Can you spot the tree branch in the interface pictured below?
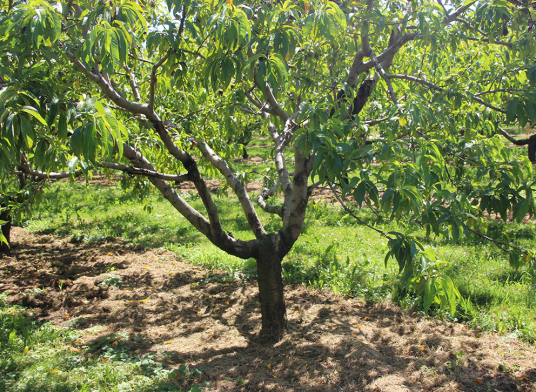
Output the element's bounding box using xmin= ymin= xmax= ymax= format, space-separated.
xmin=149 ymin=7 xmax=187 ymax=111
xmin=361 ymin=0 xmax=374 ymax=56
xmin=436 ymin=0 xmax=449 ymax=17
xmin=474 ymin=88 xmax=526 ymax=97
xmin=386 ymin=74 xmax=507 ymax=113
xmin=124 ymin=64 xmax=142 ymax=102
xmin=196 ymin=141 xmax=266 ymax=238
xmin=346 ymin=49 xmax=365 ymax=88
xmin=370 ymin=50 xmax=397 ymax=104
xmin=121 ymin=144 xmax=254 ymax=257
xmin=362 ymin=116 xmax=390 ymax=126
xmin=264 ymin=84 xmax=290 ymax=122
xmin=284 ymin=148 xmax=311 ymax=242
xmin=257 ymin=179 xmax=283 ymax=217
xmin=442 ymin=1 xmax=476 ymax=24
xmin=465 ymin=36 xmax=513 ymax=48
xmin=8 ymin=162 xmax=190 ymax=183
xmin=149 ymin=51 xmax=172 ymax=112
xmin=65 ymin=50 xmax=150 ymax=116
xmin=98 ymin=163 xmax=190 ymax=182
xmin=323 ymin=164 xmax=391 ymax=240
xmin=497 ymin=127 xmax=533 ymax=146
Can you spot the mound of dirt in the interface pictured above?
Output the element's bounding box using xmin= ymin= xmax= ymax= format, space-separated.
xmin=1 ymin=227 xmax=535 ymax=391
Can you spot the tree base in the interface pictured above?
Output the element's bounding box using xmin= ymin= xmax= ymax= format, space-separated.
xmin=256 ymin=234 xmax=288 ymax=343
xmin=259 ymin=320 xmax=286 ymax=344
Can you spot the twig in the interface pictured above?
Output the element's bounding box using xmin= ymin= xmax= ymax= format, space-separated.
xmin=323 ymin=164 xmax=391 ymax=240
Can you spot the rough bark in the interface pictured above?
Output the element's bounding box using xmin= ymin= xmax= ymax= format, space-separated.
xmin=255 ymin=233 xmax=290 ymax=342
xmin=255 ymin=149 xmax=311 ymax=342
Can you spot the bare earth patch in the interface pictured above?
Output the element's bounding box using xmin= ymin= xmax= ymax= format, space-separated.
xmin=1 ymin=227 xmax=535 ymax=391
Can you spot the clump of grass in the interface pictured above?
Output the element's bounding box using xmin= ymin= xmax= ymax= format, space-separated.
xmin=282 ymin=243 xmax=392 ymax=302
xmin=0 ymin=293 xmax=206 ymax=391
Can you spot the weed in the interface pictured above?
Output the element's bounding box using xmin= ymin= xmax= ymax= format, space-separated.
xmin=99 ymin=274 xmax=122 ymax=288
xmin=446 ymin=350 xmax=465 ymax=379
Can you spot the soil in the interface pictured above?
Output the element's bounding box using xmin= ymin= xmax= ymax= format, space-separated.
xmin=1 ymin=228 xmax=536 ymax=391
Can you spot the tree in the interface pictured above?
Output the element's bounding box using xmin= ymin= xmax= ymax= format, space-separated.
xmin=1 ymin=0 xmax=535 ymax=341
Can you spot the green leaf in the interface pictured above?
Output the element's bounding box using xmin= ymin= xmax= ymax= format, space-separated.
xmin=516 ymin=101 xmax=528 ymax=128
xmin=19 ymin=106 xmax=48 ymax=128
xmin=509 ymin=249 xmax=520 ymax=269
xmin=68 ymin=156 xmax=79 ymax=178
xmin=515 ymin=199 xmax=529 ymax=223
xmin=83 ymin=123 xmax=97 ymax=164
xmin=0 ymin=230 xmax=8 ymax=248
xmin=423 ymin=278 xmax=436 ymax=311
xmin=450 ymin=221 xmax=460 ymax=242
xmin=354 ymin=182 xmax=366 ymax=207
xmin=71 ymin=126 xmax=84 ymax=157
xmin=506 ymin=98 xmax=518 ymax=123
xmin=34 ymin=139 xmax=47 ymax=168
xmin=438 ymin=274 xmax=458 ymax=316
xmin=19 ymin=115 xmax=35 ymax=148
xmin=47 ymin=98 xmax=59 ymax=127
xmin=58 ymin=112 xmax=67 ymax=141
xmin=269 ymin=53 xmax=288 ymax=89
xmin=221 ymin=57 xmax=235 ymax=90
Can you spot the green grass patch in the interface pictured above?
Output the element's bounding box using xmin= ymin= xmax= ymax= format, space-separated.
xmin=0 ymin=293 xmax=205 ymax=391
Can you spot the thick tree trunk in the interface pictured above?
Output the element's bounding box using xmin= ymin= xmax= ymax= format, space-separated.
xmin=0 ymin=204 xmax=11 ymax=252
xmin=256 ymin=234 xmax=287 ymax=342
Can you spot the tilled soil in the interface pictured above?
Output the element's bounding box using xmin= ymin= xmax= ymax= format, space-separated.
xmin=1 ymin=227 xmax=535 ymax=391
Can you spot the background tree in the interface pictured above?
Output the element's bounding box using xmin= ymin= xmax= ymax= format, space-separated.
xmin=1 ymin=0 xmax=535 ymax=341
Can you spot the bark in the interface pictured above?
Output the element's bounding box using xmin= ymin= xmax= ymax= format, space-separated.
xmin=255 ymin=233 xmax=290 ymax=342
xmin=254 ymin=149 xmax=312 ymax=342
xmin=352 ymin=79 xmax=377 ymax=117
xmin=529 ymin=135 xmax=536 ymax=163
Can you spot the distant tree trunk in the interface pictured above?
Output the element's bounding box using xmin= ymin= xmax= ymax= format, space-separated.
xmin=255 ymin=233 xmax=288 ymax=342
xmin=528 ymin=134 xmax=536 ymax=163
xmin=500 ymin=131 xmax=536 ymax=163
xmin=242 ymin=146 xmax=249 ymax=159
xmin=0 ymin=202 xmax=11 ymax=252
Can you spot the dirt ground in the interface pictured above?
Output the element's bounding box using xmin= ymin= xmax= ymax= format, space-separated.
xmin=1 ymin=227 xmax=536 ymax=391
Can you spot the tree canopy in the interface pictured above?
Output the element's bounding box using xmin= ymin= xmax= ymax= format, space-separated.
xmin=1 ymin=0 xmax=535 ymax=341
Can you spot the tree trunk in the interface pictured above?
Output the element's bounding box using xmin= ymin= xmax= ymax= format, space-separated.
xmin=528 ymin=134 xmax=536 ymax=163
xmin=256 ymin=234 xmax=287 ymax=342
xmin=0 ymin=204 xmax=11 ymax=252
xmin=242 ymin=146 xmax=248 ymax=159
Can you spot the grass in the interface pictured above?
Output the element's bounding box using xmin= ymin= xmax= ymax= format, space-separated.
xmin=0 ymin=293 xmax=205 ymax=392
xmin=23 ymin=177 xmax=536 ymax=343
